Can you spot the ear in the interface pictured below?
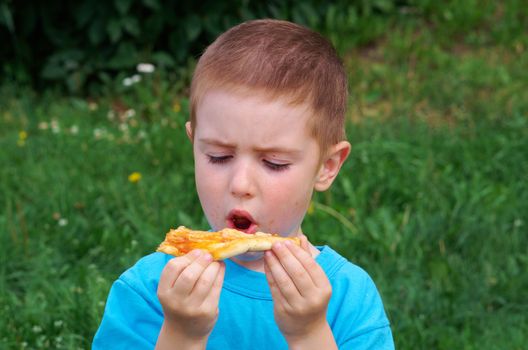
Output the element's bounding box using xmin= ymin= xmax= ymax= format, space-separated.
xmin=185 ymin=121 xmax=193 ymax=142
xmin=314 ymin=141 xmax=351 ymax=192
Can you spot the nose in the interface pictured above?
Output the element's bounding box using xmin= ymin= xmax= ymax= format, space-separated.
xmin=229 ymin=159 xmax=256 ymax=199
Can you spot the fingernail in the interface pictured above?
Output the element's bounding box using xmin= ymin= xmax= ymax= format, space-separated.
xmin=284 ymin=240 xmax=292 ymax=247
xmin=274 ymin=242 xmax=283 ymax=250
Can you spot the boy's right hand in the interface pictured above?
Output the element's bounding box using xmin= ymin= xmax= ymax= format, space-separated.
xmin=156 ymin=250 xmax=225 ymax=345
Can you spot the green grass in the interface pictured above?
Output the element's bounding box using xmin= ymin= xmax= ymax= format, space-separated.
xmin=1 ymin=5 xmax=527 ymax=350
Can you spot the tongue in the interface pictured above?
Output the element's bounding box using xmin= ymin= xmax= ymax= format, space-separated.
xmin=233 ymin=217 xmax=251 ymax=230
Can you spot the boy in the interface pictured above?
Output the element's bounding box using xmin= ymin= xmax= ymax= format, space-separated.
xmin=93 ymin=19 xmax=394 ymax=349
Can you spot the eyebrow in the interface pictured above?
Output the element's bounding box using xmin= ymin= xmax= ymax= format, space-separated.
xmin=198 ymin=137 xmax=303 ymax=155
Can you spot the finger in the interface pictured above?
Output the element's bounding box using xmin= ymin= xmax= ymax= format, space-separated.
xmin=264 ymin=248 xmax=300 ymax=304
xmin=174 ymin=251 xmax=214 ymax=296
xmin=202 ymin=262 xmax=225 ymax=308
xmin=264 ymin=255 xmax=287 ymax=306
xmin=300 ymin=234 xmax=310 ymax=253
xmin=190 ymin=261 xmax=221 ymax=301
xmin=284 ymin=240 xmax=329 ymax=288
xmin=158 ymin=250 xmax=202 ymax=291
xmin=272 ymin=241 xmax=314 ymax=296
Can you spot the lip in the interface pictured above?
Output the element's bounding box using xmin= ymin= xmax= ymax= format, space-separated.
xmin=226 ymin=209 xmax=258 ymax=234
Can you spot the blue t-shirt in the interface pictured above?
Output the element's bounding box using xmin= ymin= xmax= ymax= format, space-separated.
xmin=93 ymin=246 xmax=394 ymax=349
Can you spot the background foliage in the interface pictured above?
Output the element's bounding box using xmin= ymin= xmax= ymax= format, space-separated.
xmin=1 ymin=0 xmax=527 ymax=349
xmin=3 ymin=0 xmax=526 ymax=93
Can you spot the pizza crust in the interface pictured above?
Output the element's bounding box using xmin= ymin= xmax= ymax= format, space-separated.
xmin=157 ymin=226 xmax=301 ymax=260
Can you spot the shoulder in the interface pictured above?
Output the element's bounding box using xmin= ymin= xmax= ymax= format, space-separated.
xmin=118 ymin=252 xmax=172 ymax=291
xmin=318 ymin=246 xmax=384 ymax=303
xmin=318 ymin=246 xmax=392 ymax=341
xmin=317 ymin=245 xmax=374 ymax=287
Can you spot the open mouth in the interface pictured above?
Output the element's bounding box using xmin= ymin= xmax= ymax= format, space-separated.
xmin=227 ymin=210 xmax=257 ymax=234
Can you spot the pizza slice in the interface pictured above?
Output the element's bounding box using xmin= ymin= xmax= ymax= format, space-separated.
xmin=157 ymin=226 xmax=301 ymax=260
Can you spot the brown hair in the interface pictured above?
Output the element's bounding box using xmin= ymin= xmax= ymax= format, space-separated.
xmin=190 ymin=19 xmax=348 ymax=154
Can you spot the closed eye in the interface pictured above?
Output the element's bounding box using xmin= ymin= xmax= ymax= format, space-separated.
xmin=263 ymin=159 xmax=290 ymax=171
xmin=208 ymin=155 xmax=232 ymax=164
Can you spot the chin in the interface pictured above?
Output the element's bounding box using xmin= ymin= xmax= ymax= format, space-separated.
xmin=233 ymin=251 xmax=264 ymax=261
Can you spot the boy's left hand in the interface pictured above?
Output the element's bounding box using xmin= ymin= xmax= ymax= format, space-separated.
xmin=264 ymin=235 xmax=333 ymax=345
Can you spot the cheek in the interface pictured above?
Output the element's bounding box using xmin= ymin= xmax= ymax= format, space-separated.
xmin=194 ymin=162 xmax=223 ymax=220
xmin=266 ymin=173 xmax=314 ymax=216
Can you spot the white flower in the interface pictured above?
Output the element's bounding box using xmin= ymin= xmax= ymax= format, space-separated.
xmin=107 ymin=110 xmax=115 ymax=120
xmin=137 ymin=63 xmax=155 ymax=74
xmin=94 ymin=128 xmax=104 ymax=139
xmin=123 ymin=77 xmax=133 ymax=87
xmin=38 ymin=121 xmax=49 ymax=130
xmin=54 ymin=320 xmax=64 ymax=328
xmin=32 ymin=325 xmax=42 ymax=333
xmin=70 ymin=125 xmax=79 ymax=135
xmin=131 ymin=74 xmax=141 ymax=83
xmin=123 ymin=74 xmax=141 ymax=86
xmin=51 ymin=119 xmax=60 ymax=134
xmin=58 ymin=218 xmax=68 ymax=227
xmin=125 ymin=109 xmax=136 ymax=119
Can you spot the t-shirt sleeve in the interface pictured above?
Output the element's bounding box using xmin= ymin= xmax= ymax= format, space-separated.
xmin=340 ymin=325 xmax=394 ymax=350
xmin=330 ymin=265 xmax=395 ymax=350
xmin=92 ymin=278 xmax=163 ymax=349
xmin=92 ymin=254 xmax=167 ymax=349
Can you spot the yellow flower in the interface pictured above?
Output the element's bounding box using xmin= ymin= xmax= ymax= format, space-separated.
xmin=307 ymin=201 xmax=315 ymax=215
xmin=17 ymin=130 xmax=27 ymax=146
xmin=173 ymin=102 xmax=181 ymax=113
xmin=128 ymin=172 xmax=142 ymax=183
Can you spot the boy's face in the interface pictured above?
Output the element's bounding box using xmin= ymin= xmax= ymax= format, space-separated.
xmin=188 ymin=89 xmax=323 ymax=243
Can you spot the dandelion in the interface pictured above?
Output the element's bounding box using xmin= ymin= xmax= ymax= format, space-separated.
xmin=17 ymin=130 xmax=27 ymax=146
xmin=58 ymin=218 xmax=68 ymax=227
xmin=173 ymin=102 xmax=181 ymax=113
xmin=137 ymin=63 xmax=155 ymax=74
xmin=128 ymin=172 xmax=142 ymax=183
xmin=307 ymin=201 xmax=315 ymax=215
